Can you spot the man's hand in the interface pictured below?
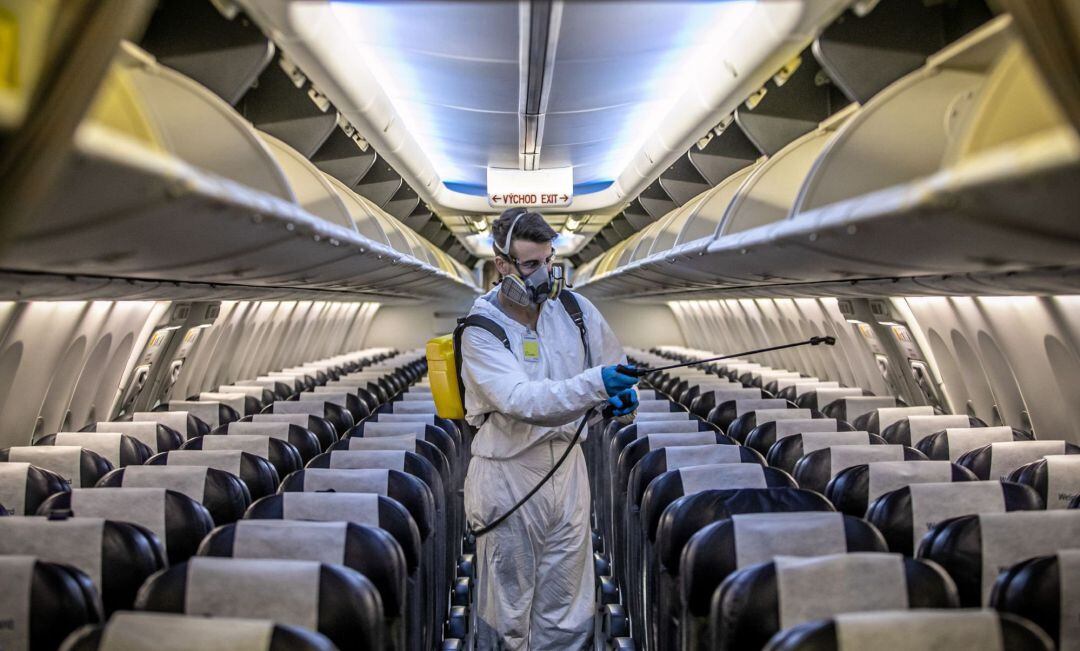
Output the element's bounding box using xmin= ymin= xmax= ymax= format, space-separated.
xmin=606 ymin=388 xmax=638 ymax=417
xmin=602 ymin=365 xmax=639 ymax=397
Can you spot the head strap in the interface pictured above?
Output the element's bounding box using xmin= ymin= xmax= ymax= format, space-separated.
xmin=495 ymin=209 xmax=528 ymax=256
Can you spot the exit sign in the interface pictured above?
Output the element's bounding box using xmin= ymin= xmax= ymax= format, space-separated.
xmin=487 ymin=167 xmax=573 ymax=208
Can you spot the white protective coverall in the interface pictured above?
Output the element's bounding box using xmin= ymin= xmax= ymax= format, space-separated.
xmin=460 ymin=287 xmax=625 ymax=650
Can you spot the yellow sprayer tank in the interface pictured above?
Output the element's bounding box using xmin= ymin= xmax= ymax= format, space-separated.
xmin=426 ymin=334 xmax=464 ymax=419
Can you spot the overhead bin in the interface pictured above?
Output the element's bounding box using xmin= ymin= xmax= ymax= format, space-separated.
xmin=577 ymin=16 xmax=1080 ymax=302
xmin=0 ymin=43 xmax=478 ymax=302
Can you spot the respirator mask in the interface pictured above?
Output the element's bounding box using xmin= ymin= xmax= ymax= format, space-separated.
xmin=495 ymin=211 xmax=564 ymax=307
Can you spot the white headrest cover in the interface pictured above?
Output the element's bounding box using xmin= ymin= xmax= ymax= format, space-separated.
xmin=163 ymin=450 xmax=244 ymax=476
xmin=378 ymin=414 xmax=437 ymax=424
xmin=282 ymin=492 xmax=380 ymax=525
xmin=774 ymin=419 xmax=839 ymax=440
xmin=835 ymin=610 xmax=1004 ymax=651
xmin=169 ymin=401 xmax=222 ymax=428
xmin=679 ymin=463 xmax=767 ymax=494
xmin=1046 ymin=455 xmax=1080 ymax=509
xmin=8 ymin=446 xmax=83 ymax=485
xmin=328 ymin=450 xmax=407 ymax=471
xmin=752 ymin=409 xmax=812 ymax=425
xmin=0 ymin=463 xmax=32 ymax=515
xmin=635 ymin=420 xmax=700 ymax=435
xmin=71 ymin=488 xmax=168 ymax=543
xmin=227 ymin=422 xmax=294 ymax=440
xmin=941 ymin=426 xmax=1014 ymax=461
xmin=273 ymin=401 xmax=327 ymax=415
xmin=134 ymin=411 xmax=191 ymax=437
xmin=301 ymin=391 xmax=347 ymax=407
xmin=775 ymin=552 xmax=907 ymax=629
xmin=812 ymin=388 xmax=865 ymax=405
xmin=710 ymin=388 xmax=762 ymax=403
xmin=800 ymin=431 xmax=872 ymax=455
xmin=904 ymin=415 xmax=972 ymax=446
xmin=978 ymin=510 xmax=1080 ymax=603
xmin=121 ymin=466 xmax=208 ymax=503
xmin=98 ymin=612 xmax=271 ymax=651
xmin=233 ymin=520 xmax=349 ymax=565
xmin=54 ymin=432 xmax=124 ymax=467
xmin=828 ymin=445 xmax=905 ymax=475
xmin=908 ymin=481 xmax=1004 ymax=551
xmin=391 ymin=401 xmax=438 ymax=413
xmin=733 ymin=399 xmax=787 ymax=416
xmin=97 ymin=422 xmax=160 ymax=450
xmin=344 ymin=435 xmax=416 ymax=451
xmin=185 ymin=558 xmax=319 ymax=629
xmin=732 ymin=512 xmax=846 ymax=568
xmin=0 ymin=556 xmax=34 ymax=650
xmin=987 ymin=441 xmax=1068 ymax=481
xmin=642 ymin=432 xmax=716 ymax=448
xmin=0 ymin=517 xmax=105 ymax=584
xmin=635 ymin=400 xmax=675 ymax=413
xmin=302 ymin=468 xmax=390 ymax=494
xmin=199 ymin=393 xmax=246 ymax=415
xmin=841 ymin=396 xmax=896 ymax=421
xmin=364 ymin=422 xmax=425 ymax=437
xmin=876 ymin=407 xmax=934 ymax=432
xmin=662 ymin=444 xmax=745 ymax=469
xmin=866 ymin=461 xmax=954 ymax=503
xmin=634 ymin=411 xmax=690 ymax=421
xmin=199 ymin=435 xmax=273 ymax=458
xmin=253 ymin=414 xmax=311 ymax=427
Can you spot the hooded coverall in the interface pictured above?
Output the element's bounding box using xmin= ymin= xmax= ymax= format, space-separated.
xmin=460 ymin=287 xmax=625 ymax=650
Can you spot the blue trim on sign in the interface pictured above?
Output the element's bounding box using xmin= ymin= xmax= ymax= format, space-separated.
xmin=442 ymin=179 xmax=615 ymax=197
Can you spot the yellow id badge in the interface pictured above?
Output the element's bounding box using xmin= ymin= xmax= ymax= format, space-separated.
xmin=523 ymin=334 xmax=540 ymax=363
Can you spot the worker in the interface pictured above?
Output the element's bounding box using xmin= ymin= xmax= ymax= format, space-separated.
xmin=460 ymin=207 xmax=639 ymax=650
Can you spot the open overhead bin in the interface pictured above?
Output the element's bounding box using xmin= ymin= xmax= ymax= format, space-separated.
xmin=0 ymin=43 xmax=478 ymax=303
xmin=578 ymin=16 xmax=1080 ymax=302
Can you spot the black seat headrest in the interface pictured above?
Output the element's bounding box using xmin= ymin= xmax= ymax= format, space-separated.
xmin=992 ymin=551 xmax=1079 ymax=650
xmin=136 ymin=557 xmax=384 ymax=651
xmin=713 ymin=554 xmax=958 ymax=651
xmin=681 ymin=512 xmax=887 ymax=622
xmin=767 ymin=432 xmax=888 ymax=474
xmin=301 ymin=391 xmax=371 ymax=423
xmin=866 ymin=480 xmax=1042 ymax=557
xmin=0 ymin=461 xmax=69 ymax=515
xmin=132 ymin=411 xmax=210 ymax=439
xmin=879 ymin=414 xmax=985 ymax=447
xmin=1007 ymin=455 xmax=1080 ymax=509
xmin=35 ymin=432 xmax=153 ymax=468
xmin=267 ymin=400 xmax=354 ymax=436
xmin=0 ymin=556 xmax=103 ymax=650
xmin=793 ymin=445 xmax=927 ymax=494
xmin=38 ymin=488 xmax=213 ymax=565
xmin=155 ymin=401 xmax=241 ymax=429
xmin=215 ymin=422 xmax=322 ymax=463
xmin=859 ymin=406 xmax=945 ymax=435
xmin=744 ymin=418 xmax=854 ymax=458
xmin=181 ymin=434 xmax=302 ymax=480
xmin=0 ymin=516 xmax=164 ymax=614
xmin=628 ymin=444 xmax=765 ymax=514
xmin=248 ymin=413 xmax=338 ymax=451
xmin=145 ymin=450 xmax=279 ymax=500
xmin=642 ymin=464 xmax=798 ymax=544
xmin=915 ymin=426 xmax=1034 ymax=461
xmin=689 ymin=388 xmax=762 ymax=421
xmin=97 ymin=464 xmax=251 ymax=526
xmin=0 ymin=446 xmax=112 ymax=488
xmin=825 ymin=461 xmax=977 ymax=517
xmin=920 ymin=510 xmax=1080 ymax=606
xmin=61 ymin=612 xmax=338 ymax=650
xmin=957 ymin=441 xmax=1080 ymax=480
xmin=819 ymin=396 xmax=896 ymax=426
xmin=86 ymin=421 xmax=184 ymax=453
xmin=279 ymin=468 xmax=434 ymax=542
xmin=347 ymin=421 xmax=457 ymax=466
xmin=762 ymin=610 xmax=1052 ymax=651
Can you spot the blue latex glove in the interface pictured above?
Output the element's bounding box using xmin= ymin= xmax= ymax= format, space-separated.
xmin=607 ymin=389 xmax=638 ymax=417
xmin=602 ymin=365 xmax=639 ymax=397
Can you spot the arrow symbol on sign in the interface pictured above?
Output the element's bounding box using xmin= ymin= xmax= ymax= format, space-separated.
xmin=559 ymin=194 xmax=568 ymax=203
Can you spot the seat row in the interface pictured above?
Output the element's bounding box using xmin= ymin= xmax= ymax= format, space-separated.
xmin=581 ymin=345 xmax=1080 ymax=650
xmin=0 ymin=347 xmax=476 ymax=651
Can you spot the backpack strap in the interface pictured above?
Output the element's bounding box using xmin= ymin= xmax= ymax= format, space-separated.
xmin=454 ymin=314 xmax=510 ymax=421
xmin=558 ymin=290 xmax=592 ymax=366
